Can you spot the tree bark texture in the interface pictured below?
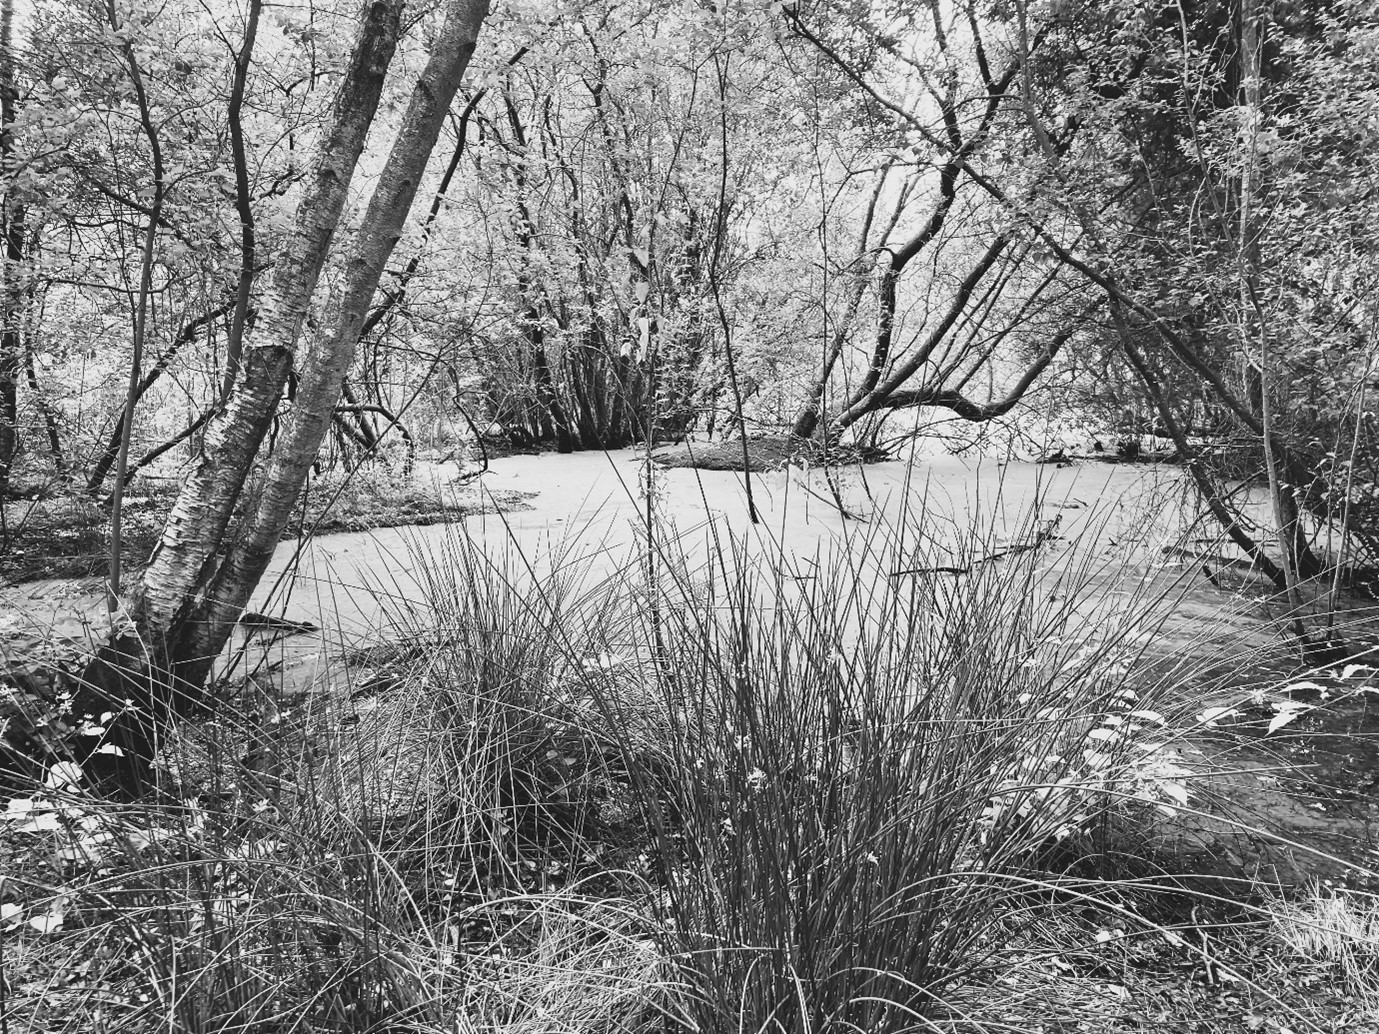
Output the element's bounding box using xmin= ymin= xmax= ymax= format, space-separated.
xmin=129 ymin=0 xmax=406 ymax=672
xmin=170 ymin=0 xmax=492 ymax=686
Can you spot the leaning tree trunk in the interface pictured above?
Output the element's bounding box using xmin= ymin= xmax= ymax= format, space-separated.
xmin=73 ymin=1 xmax=408 ymax=793
xmin=131 ymin=0 xmax=404 ymax=651
xmin=169 ymin=0 xmax=492 ymax=688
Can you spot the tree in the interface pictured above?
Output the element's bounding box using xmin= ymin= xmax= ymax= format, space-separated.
xmin=3 ymin=0 xmax=326 ymax=505
xmin=779 ymin=2 xmax=1101 ymax=448
xmin=452 ymin=1 xmax=809 ymax=451
xmin=77 ymin=0 xmax=493 ymax=793
xmin=997 ymin=0 xmax=1379 ymax=590
xmin=790 ymin=0 xmax=1378 ymax=592
xmin=0 ymin=0 xmax=26 ymax=497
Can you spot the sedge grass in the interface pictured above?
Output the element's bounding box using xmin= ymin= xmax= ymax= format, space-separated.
xmin=1 ymin=472 xmax=1376 ymax=1033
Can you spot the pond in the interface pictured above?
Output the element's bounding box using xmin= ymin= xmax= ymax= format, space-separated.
xmin=249 ymin=448 xmax=1190 ymax=635
xmin=0 ymin=446 xmax=1256 ymax=675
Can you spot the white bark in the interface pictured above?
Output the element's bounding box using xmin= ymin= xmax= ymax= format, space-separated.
xmin=131 ymin=0 xmax=406 ymax=664
xmin=176 ymin=0 xmax=493 ymax=679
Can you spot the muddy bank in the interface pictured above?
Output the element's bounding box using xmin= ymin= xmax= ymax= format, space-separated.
xmin=0 ymin=466 xmax=530 ymax=585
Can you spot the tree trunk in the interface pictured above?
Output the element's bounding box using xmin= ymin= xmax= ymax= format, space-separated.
xmin=22 ymin=321 xmax=63 ymax=468
xmin=0 ymin=0 xmax=22 ymax=498
xmin=1239 ymin=0 xmax=1306 ymax=627
xmin=218 ymin=0 xmax=263 ymax=405
xmin=790 ymin=271 xmax=871 ymax=440
xmin=336 ymin=402 xmax=415 ymax=472
xmin=831 ymin=234 xmax=1011 ymax=433
xmin=339 ymin=376 xmax=380 ymax=451
xmin=126 ymin=0 xmax=407 ymax=677
xmin=104 ymin=0 xmax=166 ymax=618
xmin=1117 ymin=313 xmax=1286 ymax=587
xmin=0 ymin=199 xmax=22 ymax=498
xmin=167 ymin=0 xmax=492 ymax=687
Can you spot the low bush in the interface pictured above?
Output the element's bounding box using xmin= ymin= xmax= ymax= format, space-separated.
xmin=573 ymin=511 xmax=1184 ymax=1032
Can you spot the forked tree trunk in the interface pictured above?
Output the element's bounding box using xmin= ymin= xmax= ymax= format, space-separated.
xmin=829 ymin=234 xmax=1012 ymax=433
xmin=130 ymin=0 xmax=404 ymax=649
xmin=165 ymin=0 xmax=492 ymax=688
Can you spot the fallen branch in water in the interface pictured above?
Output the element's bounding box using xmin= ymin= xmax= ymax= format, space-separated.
xmin=891 ymin=517 xmax=1061 ymax=578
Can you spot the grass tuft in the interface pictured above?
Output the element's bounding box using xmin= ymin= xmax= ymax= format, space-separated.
xmin=2 ymin=475 xmax=1376 ymax=1033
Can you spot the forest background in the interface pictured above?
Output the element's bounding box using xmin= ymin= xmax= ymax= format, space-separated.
xmin=2 ymin=1 xmax=1379 ymax=1030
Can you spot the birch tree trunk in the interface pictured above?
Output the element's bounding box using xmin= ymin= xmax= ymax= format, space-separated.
xmin=164 ymin=0 xmax=492 ymax=689
xmin=125 ymin=0 xmax=405 ymax=679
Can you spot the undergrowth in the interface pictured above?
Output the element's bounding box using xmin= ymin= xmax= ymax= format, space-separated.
xmin=0 ymin=490 xmax=1376 ymax=1032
